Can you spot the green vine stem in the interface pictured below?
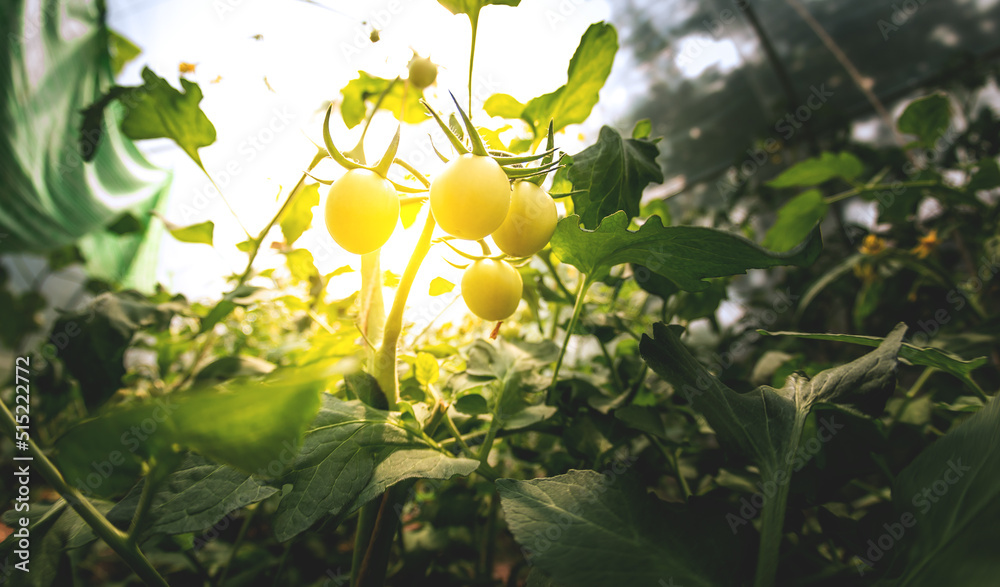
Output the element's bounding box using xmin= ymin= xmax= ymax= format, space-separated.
xmin=547 ymin=276 xmax=592 ymax=403
xmin=372 ymin=211 xmax=437 ymax=406
xmin=753 ymin=412 xmax=809 ymax=587
xmin=0 ymin=401 xmax=170 ymax=587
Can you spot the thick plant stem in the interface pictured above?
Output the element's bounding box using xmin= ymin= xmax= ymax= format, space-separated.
xmin=546 ymin=276 xmax=591 ymax=403
xmin=126 ymin=470 xmax=158 ymax=548
xmin=372 ymin=212 xmax=437 ymax=406
xmin=753 ymin=413 xmax=807 ymax=587
xmin=0 ymin=401 xmax=169 ymax=587
xmin=354 ymin=483 xmax=412 ymax=587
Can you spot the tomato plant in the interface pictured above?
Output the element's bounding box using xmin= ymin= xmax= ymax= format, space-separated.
xmin=2 ymin=1 xmax=1000 ymax=587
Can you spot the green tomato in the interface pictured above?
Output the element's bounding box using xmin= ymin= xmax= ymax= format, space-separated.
xmin=408 ymin=56 xmax=437 ymax=89
xmin=325 ymin=169 xmax=400 ymax=255
xmin=461 ymin=259 xmax=522 ymax=321
xmin=430 ymin=154 xmax=511 ymax=241
xmin=491 ymin=181 xmax=558 ymax=257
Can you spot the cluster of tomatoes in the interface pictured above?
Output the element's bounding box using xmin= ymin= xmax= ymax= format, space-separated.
xmin=324 ymin=152 xmax=557 ymax=322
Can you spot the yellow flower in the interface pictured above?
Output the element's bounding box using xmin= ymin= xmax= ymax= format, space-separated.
xmin=853 ymin=263 xmax=876 ymax=284
xmin=859 ymin=234 xmax=886 ymax=256
xmin=179 ymin=62 xmax=197 ymax=75
xmin=910 ymin=229 xmax=939 ymax=259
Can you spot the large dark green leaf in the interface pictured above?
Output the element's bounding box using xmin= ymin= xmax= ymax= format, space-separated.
xmin=107 ymin=454 xmax=277 ymax=538
xmin=550 ymin=211 xmax=822 ymax=288
xmin=567 ymin=125 xmax=663 ymax=229
xmin=497 ymin=470 xmax=742 ymax=586
xmin=871 ymin=396 xmax=1000 ymax=586
xmin=0 ymin=0 xmax=170 ymax=278
xmin=53 ymin=362 xmax=337 ymax=497
xmin=272 ymin=396 xmax=478 ymax=541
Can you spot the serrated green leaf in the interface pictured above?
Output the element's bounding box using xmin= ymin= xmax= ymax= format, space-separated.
xmin=767 ymin=152 xmax=864 ymax=188
xmin=567 ymin=126 xmax=663 ymax=229
xmin=415 ymin=352 xmax=440 ymax=386
xmin=551 ymin=211 xmax=821 ymax=289
xmin=497 ymin=470 xmax=742 ymax=586
xmin=272 ymin=396 xmax=478 ymax=541
xmin=898 ymin=93 xmax=952 ymax=147
xmin=871 ymin=396 xmax=1000 ymax=586
xmin=280 ymin=183 xmax=320 ymax=246
xmin=107 ymin=454 xmax=277 ymax=538
xmin=758 ymin=330 xmax=988 ymax=394
xmin=340 ymin=72 xmax=426 ymax=129
xmin=763 ymin=189 xmax=828 ymax=252
xmin=120 ymin=67 xmax=217 ymax=167
xmin=429 ymin=276 xmax=455 ymax=296
xmin=284 ymin=249 xmax=318 ymax=284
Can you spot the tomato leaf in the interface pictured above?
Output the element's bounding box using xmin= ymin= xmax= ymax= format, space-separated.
xmin=340 ymin=72 xmax=426 ymax=129
xmin=551 ymin=211 xmax=822 ymax=289
xmin=280 ymin=183 xmax=320 ymax=246
xmin=870 ymin=395 xmax=1000 ymax=585
xmin=415 ymin=352 xmax=440 ymax=386
xmin=898 ymin=93 xmax=952 ymax=148
xmin=758 ymin=330 xmax=988 ymax=394
xmin=497 ymin=470 xmax=744 ymax=586
xmin=272 ymin=396 xmax=478 ymax=541
xmin=53 ymin=363 xmax=335 ymax=497
xmin=436 ymin=0 xmax=521 ymax=20
xmin=109 ymin=30 xmax=141 ymax=76
xmin=567 ymin=125 xmax=663 ymax=229
xmin=284 ymin=249 xmax=319 ymax=284
xmin=107 ymin=454 xmax=277 ymax=538
xmin=119 ymin=67 xmax=217 ymax=167
xmin=429 ymin=276 xmax=456 ymax=296
xmin=483 ymin=94 xmax=525 ymax=119
xmin=767 ymin=152 xmax=864 ymax=188
xmin=763 ymin=189 xmax=828 ymax=252
xmin=164 ymin=219 xmax=214 ymax=246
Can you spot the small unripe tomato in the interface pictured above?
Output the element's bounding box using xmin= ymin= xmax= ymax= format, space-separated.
xmin=325 ymin=169 xmax=400 ymax=255
xmin=461 ymin=259 xmax=522 ymax=321
xmin=408 ymin=56 xmax=437 ymax=89
xmin=430 ymin=154 xmax=511 ymax=241
xmin=490 ymin=181 xmax=558 ymax=257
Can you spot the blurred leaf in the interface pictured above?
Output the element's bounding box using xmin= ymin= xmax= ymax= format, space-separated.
xmin=454 ymin=394 xmax=489 ymax=416
xmin=415 ymin=352 xmax=440 ymax=386
xmin=46 ymin=245 xmax=86 ymax=271
xmin=477 ymin=124 xmax=511 ymax=150
xmin=108 ymin=30 xmax=141 ymax=76
xmin=0 ymin=290 xmax=45 ymax=349
xmin=53 ymin=362 xmax=337 ymax=497
xmin=280 ymin=183 xmax=320 ymax=246
xmin=767 ymin=152 xmax=863 ymax=188
xmin=968 ymin=158 xmax=1000 ymax=192
xmin=284 ymin=249 xmax=319 ymax=284
xmin=898 ymin=93 xmax=952 ymax=148
xmin=872 ymin=396 xmax=1000 ymax=585
xmin=429 ymin=276 xmax=455 ymax=296
xmin=340 ymin=72 xmax=426 ymax=128
xmin=106 ymin=212 xmax=145 ymax=235
xmin=272 ymin=396 xmax=478 ymax=541
xmin=194 ymin=355 xmax=277 ymax=382
xmin=497 ymin=470 xmax=742 ymax=586
xmin=567 ymin=126 xmax=663 ymax=229
xmin=345 ymin=371 xmax=388 ymax=410
xmin=164 ymin=219 xmax=214 ymax=246
xmin=551 ymin=211 xmax=821 ymax=288
xmin=632 ymin=119 xmax=652 ymax=139
xmin=763 ymin=189 xmax=828 ymax=252
xmin=483 ymin=94 xmax=525 ymax=119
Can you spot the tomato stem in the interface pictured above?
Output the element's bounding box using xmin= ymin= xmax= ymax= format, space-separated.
xmin=547 ymin=275 xmax=591 ymax=404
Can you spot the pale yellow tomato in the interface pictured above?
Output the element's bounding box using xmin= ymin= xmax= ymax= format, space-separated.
xmin=461 ymin=259 xmax=522 ymax=321
xmin=325 ymin=169 xmax=400 ymax=255
xmin=430 ymin=154 xmax=511 ymax=241
xmin=408 ymin=56 xmax=437 ymax=89
xmin=490 ymin=181 xmax=558 ymax=257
